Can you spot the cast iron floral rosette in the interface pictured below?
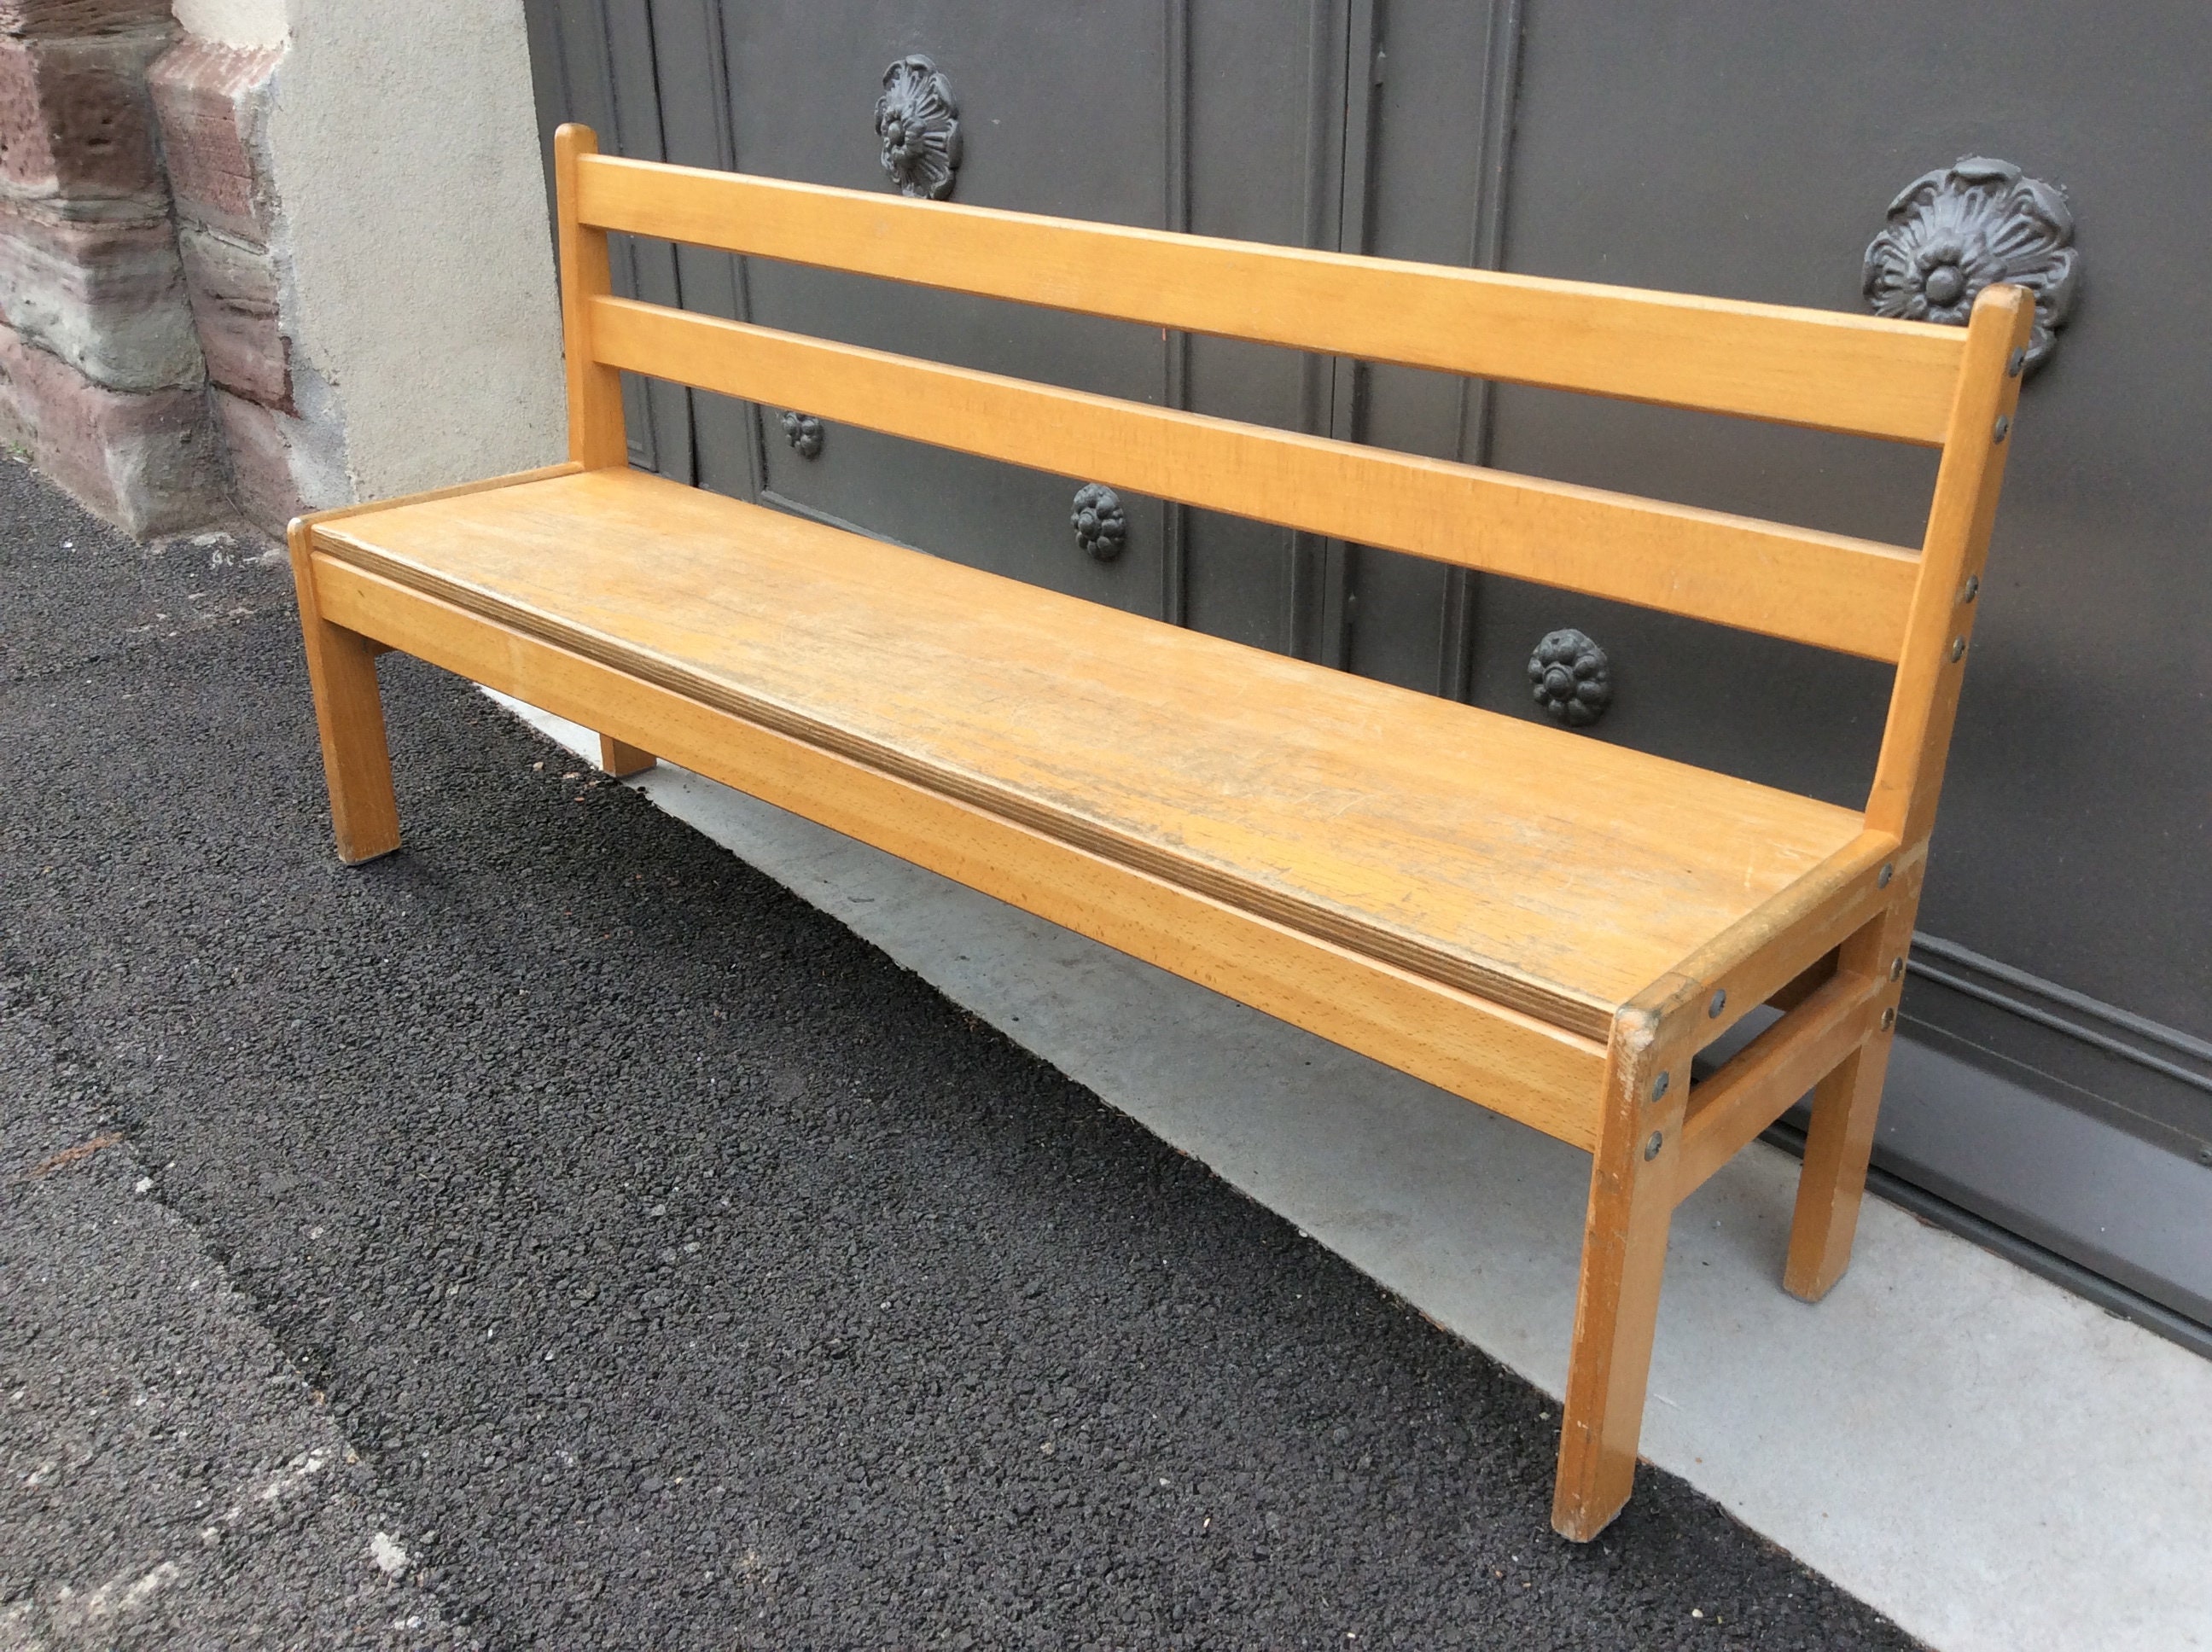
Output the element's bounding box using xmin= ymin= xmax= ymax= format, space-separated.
xmin=876 ymin=56 xmax=962 ymax=201
xmin=1070 ymin=483 xmax=1126 ymax=561
xmin=1863 ymin=156 xmax=2078 ymax=373
xmin=1528 ymin=629 xmax=1612 ymax=729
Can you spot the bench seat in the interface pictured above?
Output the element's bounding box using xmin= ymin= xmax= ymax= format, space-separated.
xmin=311 ymin=465 xmax=1869 ymax=1046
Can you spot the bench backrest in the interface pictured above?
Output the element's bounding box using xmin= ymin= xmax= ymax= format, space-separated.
xmin=550 ymin=125 xmax=2031 ymax=849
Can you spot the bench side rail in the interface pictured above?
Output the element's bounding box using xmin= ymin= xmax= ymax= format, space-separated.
xmin=572 ymin=151 xmax=1965 ymax=446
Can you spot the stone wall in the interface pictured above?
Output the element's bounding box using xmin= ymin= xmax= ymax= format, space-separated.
xmin=147 ymin=32 xmax=300 ymax=529
xmin=0 ymin=0 xmax=564 ymax=540
xmin=0 ymin=0 xmax=224 ymax=534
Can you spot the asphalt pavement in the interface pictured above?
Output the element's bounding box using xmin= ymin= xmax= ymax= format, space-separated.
xmin=0 ymin=455 xmax=1923 ymax=1649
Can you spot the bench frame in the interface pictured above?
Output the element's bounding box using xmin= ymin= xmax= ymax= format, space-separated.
xmin=288 ymin=124 xmax=2031 ymax=1541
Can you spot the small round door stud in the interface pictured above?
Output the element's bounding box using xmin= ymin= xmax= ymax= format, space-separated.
xmin=1527 ymin=629 xmax=1612 ymax=728
xmin=1071 ymin=483 xmax=1126 ymax=561
xmin=779 ymin=410 xmax=824 ymax=459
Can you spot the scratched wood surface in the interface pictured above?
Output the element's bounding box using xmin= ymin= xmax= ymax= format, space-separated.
xmin=315 ymin=467 xmax=1869 ymax=1038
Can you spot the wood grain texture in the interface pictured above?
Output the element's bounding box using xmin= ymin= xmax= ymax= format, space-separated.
xmin=1865 ymin=284 xmax=2034 ymax=840
xmin=287 ymin=517 xmax=399 ymax=864
xmin=311 ymin=467 xmax=1873 ymax=1040
xmin=555 ymin=125 xmax=626 ymax=470
xmin=1784 ymin=864 xmax=1925 ymax=1299
xmin=1675 ymin=963 xmax=1895 ymax=1196
xmin=588 ymin=296 xmax=1921 ymax=662
xmin=1552 ymin=975 xmax=1699 ymax=1542
xmin=573 ymin=151 xmax=1965 ymax=445
xmin=310 ymin=551 xmax=1610 ymax=1145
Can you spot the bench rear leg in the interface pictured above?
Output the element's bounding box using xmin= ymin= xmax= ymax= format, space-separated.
xmin=597 ymin=735 xmax=656 ymax=778
xmin=1784 ymin=1021 xmax=1896 ymax=1300
xmin=1553 ymin=1003 xmax=1691 ymax=1542
xmin=289 ymin=523 xmax=400 ymax=864
xmin=1784 ymin=887 xmax=1917 ymax=1300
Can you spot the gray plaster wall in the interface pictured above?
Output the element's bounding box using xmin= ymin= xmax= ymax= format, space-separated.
xmin=171 ymin=0 xmax=566 ymax=503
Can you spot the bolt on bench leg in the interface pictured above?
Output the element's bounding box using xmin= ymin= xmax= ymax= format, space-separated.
xmin=597 ymin=735 xmax=656 ymax=778
xmin=1553 ymin=1001 xmax=1692 ymax=1542
xmin=289 ymin=522 xmax=399 ymax=864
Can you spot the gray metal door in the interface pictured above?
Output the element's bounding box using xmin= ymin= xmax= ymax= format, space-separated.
xmin=522 ymin=0 xmax=2212 ymax=1347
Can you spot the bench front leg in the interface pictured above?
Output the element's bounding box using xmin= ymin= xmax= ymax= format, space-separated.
xmin=1552 ymin=984 xmax=1697 ymax=1541
xmin=1784 ymin=871 xmax=1922 ymax=1300
xmin=288 ymin=522 xmax=399 ymax=864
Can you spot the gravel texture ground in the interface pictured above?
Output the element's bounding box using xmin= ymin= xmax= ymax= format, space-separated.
xmin=0 ymin=457 xmax=1922 ymax=1649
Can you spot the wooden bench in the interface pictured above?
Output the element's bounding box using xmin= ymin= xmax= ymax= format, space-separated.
xmin=287 ymin=123 xmax=2029 ymax=1540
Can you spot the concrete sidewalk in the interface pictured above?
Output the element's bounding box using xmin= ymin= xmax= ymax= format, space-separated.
xmin=499 ymin=693 xmax=2212 ymax=1652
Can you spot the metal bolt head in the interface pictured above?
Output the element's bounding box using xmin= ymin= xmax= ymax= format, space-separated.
xmin=1960 ymin=573 xmax=1981 ymax=604
xmin=1644 ymin=1131 xmax=1664 ymax=1161
xmin=1993 ymin=415 xmax=2011 ymax=442
xmin=1890 ymin=956 xmax=1906 ymax=981
xmin=1950 ymin=636 xmax=1968 ymax=662
xmin=1877 ymin=863 xmax=1895 ymax=888
xmin=1880 ymin=1006 xmax=1897 ymax=1030
xmin=1707 ymin=988 xmax=1727 ymax=1019
xmin=1650 ymin=1071 xmax=1670 ymax=1102
xmin=2006 ymin=347 xmax=2026 ymax=378
xmin=2199 ymin=1144 xmax=2212 ymax=1168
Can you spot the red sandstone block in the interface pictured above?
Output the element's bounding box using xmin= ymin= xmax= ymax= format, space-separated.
xmin=177 ymin=223 xmax=285 ymax=409
xmin=147 ymin=35 xmax=277 ymax=244
xmin=210 ymin=384 xmax=299 ymax=531
xmin=0 ymin=28 xmax=167 ymax=201
xmin=0 ymin=195 xmax=201 ymax=391
xmin=0 ymin=317 xmax=224 ymax=534
xmin=0 ymin=0 xmax=172 ymax=36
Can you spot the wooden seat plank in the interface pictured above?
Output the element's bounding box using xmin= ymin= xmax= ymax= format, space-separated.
xmin=313 ymin=466 xmax=1869 ymax=1040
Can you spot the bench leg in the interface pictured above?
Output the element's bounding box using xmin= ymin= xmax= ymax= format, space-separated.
xmin=1784 ymin=1021 xmax=1897 ymax=1301
xmin=597 ymin=735 xmax=656 ymax=778
xmin=1553 ymin=1006 xmax=1691 ymax=1542
xmin=1784 ymin=888 xmax=1916 ymax=1301
xmin=1553 ymin=1155 xmax=1676 ymax=1539
xmin=289 ymin=524 xmax=400 ymax=864
xmin=298 ymin=612 xmax=401 ymax=864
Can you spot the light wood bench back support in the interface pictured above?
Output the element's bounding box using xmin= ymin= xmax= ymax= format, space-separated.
xmin=551 ymin=122 xmax=2031 ymax=853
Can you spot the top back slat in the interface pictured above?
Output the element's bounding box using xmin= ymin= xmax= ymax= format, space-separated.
xmin=574 ymin=153 xmax=1967 ymax=446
